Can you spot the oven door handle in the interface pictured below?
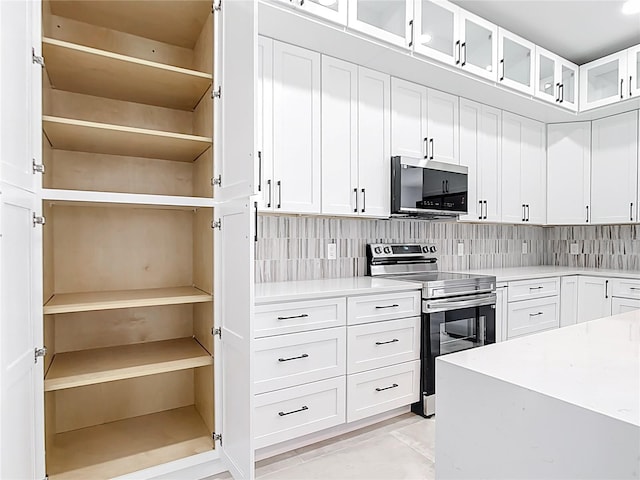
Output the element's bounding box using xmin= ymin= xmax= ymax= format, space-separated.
xmin=423 ymin=293 xmax=496 ymax=313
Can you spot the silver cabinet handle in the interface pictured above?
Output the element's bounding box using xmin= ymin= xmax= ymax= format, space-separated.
xmin=376 ymin=383 xmax=399 ymax=392
xmin=555 ymin=82 xmax=561 ymax=102
xmin=559 ymin=83 xmax=564 ymax=103
xmin=455 ymin=40 xmax=461 ymax=65
xmin=529 ymin=286 xmax=544 ymax=290
xmin=277 ymin=313 xmax=309 ymax=320
xmin=375 ymin=338 xmax=399 ymax=345
xmin=353 ymin=188 xmax=358 ymax=213
xmin=278 ymin=353 xmax=309 ymax=362
xmin=483 ymin=200 xmax=488 ymax=220
xmin=526 ymin=204 xmax=530 ymax=222
xmin=361 ymin=188 xmax=366 ymax=213
xmin=277 ymin=180 xmax=282 ymax=209
xmin=375 ymin=304 xmax=399 ymax=309
xmin=522 ymin=204 xmax=526 ymax=222
xmin=499 ymin=59 xmax=505 ymax=81
xmin=529 ymin=312 xmax=543 ymax=317
xmin=461 ymin=42 xmax=467 ymax=67
xmin=279 ymin=406 xmax=308 ymax=416
xmin=408 ymin=19 xmax=414 ymax=47
xmin=478 ymin=200 xmax=483 ymax=220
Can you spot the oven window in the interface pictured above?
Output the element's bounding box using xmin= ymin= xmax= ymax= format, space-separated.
xmin=429 ymin=305 xmax=494 ymax=357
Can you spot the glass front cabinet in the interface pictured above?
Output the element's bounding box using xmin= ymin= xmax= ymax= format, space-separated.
xmin=413 ymin=0 xmax=459 ymax=65
xmin=535 ymin=46 xmax=579 ymax=111
xmin=458 ymin=9 xmax=498 ymax=81
xmin=348 ymin=0 xmax=412 ymax=47
xmin=275 ymin=0 xmax=348 ymax=25
xmin=628 ymin=45 xmax=640 ymax=98
xmin=580 ymin=50 xmax=628 ymax=110
xmin=497 ymin=28 xmax=535 ymax=95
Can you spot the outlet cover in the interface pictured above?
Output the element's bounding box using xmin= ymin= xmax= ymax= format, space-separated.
xmin=570 ymin=243 xmax=580 ymax=255
xmin=327 ymin=243 xmax=337 ymax=260
xmin=457 ymin=242 xmax=464 ymax=256
xmin=522 ymin=242 xmax=528 ymax=255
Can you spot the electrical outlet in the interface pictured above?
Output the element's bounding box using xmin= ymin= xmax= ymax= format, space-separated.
xmin=327 ymin=243 xmax=337 ymax=260
xmin=457 ymin=242 xmax=464 ymax=256
xmin=570 ymin=243 xmax=580 ymax=255
xmin=522 ymin=242 xmax=528 ymax=255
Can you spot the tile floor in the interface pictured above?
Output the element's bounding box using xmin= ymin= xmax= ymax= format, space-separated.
xmin=207 ymin=413 xmax=435 ymax=480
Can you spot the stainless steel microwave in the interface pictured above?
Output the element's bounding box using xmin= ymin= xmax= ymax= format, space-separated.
xmin=391 ymin=156 xmax=468 ymax=218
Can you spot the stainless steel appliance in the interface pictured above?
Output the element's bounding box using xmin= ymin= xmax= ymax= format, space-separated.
xmin=367 ymin=243 xmax=496 ymax=417
xmin=391 ymin=156 xmax=468 ymax=218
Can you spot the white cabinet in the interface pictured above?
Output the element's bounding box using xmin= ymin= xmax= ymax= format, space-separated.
xmin=628 ymin=45 xmax=640 ymax=98
xmin=580 ymin=50 xmax=628 ymax=110
xmin=501 ymin=112 xmax=546 ymax=224
xmin=577 ymin=276 xmax=612 ymax=323
xmin=348 ymin=0 xmax=412 ymax=48
xmin=272 ymin=41 xmax=321 ymax=213
xmin=497 ymin=28 xmax=534 ymax=95
xmin=507 ymin=277 xmax=559 ymax=302
xmin=257 ymin=36 xmax=274 ymax=210
xmin=535 ymin=46 xmax=578 ymax=111
xmin=590 ymin=111 xmax=638 ymax=224
xmin=612 ymin=297 xmax=640 ymax=315
xmin=276 ymin=0 xmax=348 ymax=25
xmin=546 ymin=122 xmax=591 ymax=225
xmin=458 ymin=9 xmax=498 ymax=81
xmin=495 ymin=284 xmax=507 ymax=342
xmin=391 ymin=77 xmax=458 ymax=164
xmin=413 ymin=0 xmax=459 ymax=65
xmin=459 ymin=99 xmax=501 ymax=222
xmin=560 ymin=276 xmax=579 ymax=327
xmin=507 ymin=296 xmax=559 ymax=339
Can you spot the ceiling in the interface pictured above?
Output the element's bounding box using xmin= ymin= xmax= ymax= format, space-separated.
xmin=450 ymin=0 xmax=640 ymax=65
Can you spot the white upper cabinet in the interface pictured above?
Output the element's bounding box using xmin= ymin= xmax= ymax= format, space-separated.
xmin=348 ymin=0 xmax=412 ymax=48
xmin=546 ymin=122 xmax=591 ymax=225
xmin=257 ymin=36 xmax=274 ymax=211
xmin=272 ymin=41 xmax=321 ymax=214
xmin=458 ymin=10 xmax=498 ymax=81
xmin=273 ymin=0 xmax=348 ymax=24
xmin=590 ymin=111 xmax=638 ymax=224
xmin=557 ymin=58 xmax=579 ymax=111
xmin=426 ymin=89 xmax=459 ymax=164
xmin=413 ymin=0 xmax=459 ymax=65
xmin=628 ymin=45 xmax=640 ymax=98
xmin=391 ymin=77 xmax=428 ymax=158
xmin=498 ymin=28 xmax=534 ymax=95
xmin=580 ymin=50 xmax=628 ymax=110
xmin=520 ymin=119 xmax=546 ymax=224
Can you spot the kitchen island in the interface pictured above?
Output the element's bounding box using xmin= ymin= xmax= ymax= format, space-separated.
xmin=436 ymin=311 xmax=640 ymax=479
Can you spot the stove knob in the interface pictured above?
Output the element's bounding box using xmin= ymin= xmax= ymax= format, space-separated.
xmin=430 ymin=246 xmax=437 ymax=253
xmin=422 ymin=246 xmax=429 ymax=253
xmin=383 ymin=246 xmax=391 ymax=254
xmin=374 ymin=246 xmax=382 ymax=254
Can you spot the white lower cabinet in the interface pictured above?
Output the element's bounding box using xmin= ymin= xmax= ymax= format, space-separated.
xmin=612 ymin=297 xmax=640 ymax=315
xmin=495 ymin=284 xmax=508 ymax=342
xmin=507 ymin=296 xmax=559 ymax=339
xmin=577 ymin=276 xmax=611 ymax=323
xmin=560 ymin=276 xmax=579 ymax=327
xmin=254 ymin=297 xmax=347 ymax=337
xmin=347 ymin=290 xmax=421 ymax=325
xmin=507 ymin=277 xmax=559 ymax=302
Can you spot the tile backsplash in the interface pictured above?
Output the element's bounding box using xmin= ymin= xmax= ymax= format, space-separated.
xmin=256 ymin=215 xmax=546 ymax=283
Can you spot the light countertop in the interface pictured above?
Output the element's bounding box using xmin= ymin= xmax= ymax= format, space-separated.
xmin=254 ymin=277 xmax=422 ymax=304
xmin=438 ymin=311 xmax=640 ymax=426
xmin=452 ymin=266 xmax=640 ymax=283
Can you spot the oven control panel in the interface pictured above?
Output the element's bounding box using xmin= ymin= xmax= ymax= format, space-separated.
xmin=368 ymin=243 xmax=437 ymax=258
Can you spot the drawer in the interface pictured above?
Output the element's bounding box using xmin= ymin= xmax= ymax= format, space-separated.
xmin=507 ymin=297 xmax=559 ymax=339
xmin=347 ymin=291 xmax=421 ymax=325
xmin=254 ymin=327 xmax=346 ymax=394
xmin=611 ymin=297 xmax=640 ymax=315
xmin=346 ymin=360 xmax=420 ymax=422
xmin=611 ymin=278 xmax=640 ymax=299
xmin=347 ymin=317 xmax=421 ymax=374
xmin=507 ymin=277 xmax=560 ymax=302
xmin=254 ymin=376 xmax=346 ymax=449
xmin=255 ymin=297 xmax=346 ymax=337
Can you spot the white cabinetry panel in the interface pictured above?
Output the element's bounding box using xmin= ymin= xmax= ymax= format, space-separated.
xmin=426 ymin=89 xmax=459 ymax=164
xmin=257 ymin=36 xmax=274 ymax=211
xmin=348 ymin=0 xmax=412 ymax=48
xmin=560 ymin=276 xmax=579 ymax=328
xmin=507 ymin=296 xmax=559 ymax=339
xmin=498 ymin=28 xmax=534 ymax=95
xmin=580 ymin=50 xmax=627 ymax=111
xmin=391 ymin=77 xmax=428 ymax=158
xmin=458 ymin=10 xmax=498 ymax=81
xmin=255 ymin=297 xmax=347 ymax=338
xmin=577 ymin=276 xmax=612 ymax=323
xmin=347 ymin=290 xmax=421 ymax=325
xmin=612 ymin=297 xmax=640 ymax=315
xmin=413 ymin=0 xmax=459 ymax=65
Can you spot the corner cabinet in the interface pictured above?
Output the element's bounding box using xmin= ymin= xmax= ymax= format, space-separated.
xmin=580 ymin=50 xmax=628 ymax=111
xmin=1 ymin=1 xmax=257 ymax=479
xmin=535 ymin=46 xmax=578 ymax=112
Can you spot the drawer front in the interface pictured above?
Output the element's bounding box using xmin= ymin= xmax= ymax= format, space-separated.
xmin=255 ymin=297 xmax=346 ymax=337
xmin=508 ymin=277 xmax=560 ymax=302
xmin=254 ymin=327 xmax=346 ymax=394
xmin=611 ymin=278 xmax=640 ymax=299
xmin=347 ymin=317 xmax=421 ymax=374
xmin=507 ymin=297 xmax=559 ymax=339
xmin=347 ymin=291 xmax=421 ymax=325
xmin=254 ymin=376 xmax=346 ymax=448
xmin=611 ymin=297 xmax=640 ymax=315
xmin=346 ymin=360 xmax=420 ymax=422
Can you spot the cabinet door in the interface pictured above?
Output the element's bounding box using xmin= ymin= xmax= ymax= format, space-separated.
xmin=273 ymin=41 xmax=321 ymax=213
xmin=629 ymin=45 xmax=640 ymax=98
xmin=0 ymin=184 xmax=45 ymax=480
xmin=358 ymin=67 xmax=391 ymax=218
xmin=257 ymin=36 xmax=274 ymax=211
xmin=348 ymin=0 xmax=411 ymax=48
xmin=458 ymin=10 xmax=498 ymax=81
xmin=547 ymin=123 xmax=591 ymax=225
xmin=479 ymin=105 xmax=502 ymax=222
xmin=300 ymin=0 xmax=348 ymax=25
xmin=501 ymin=112 xmax=524 ymax=224
xmin=426 ymin=89 xmax=459 ymax=164
xmin=0 ymin=0 xmax=41 ymax=192
xmin=560 ymin=276 xmax=579 ymax=327
xmin=458 ymin=98 xmax=481 ymax=221
xmin=557 ymin=59 xmax=579 ymax=112
xmin=521 ymin=119 xmax=546 ymax=224
xmin=611 ymin=297 xmax=640 ymax=315
xmin=577 ymin=277 xmax=612 ymax=323
xmin=580 ymin=50 xmax=627 ymax=110
xmin=413 ymin=0 xmax=459 ymax=65
xmin=535 ymin=46 xmax=558 ymax=104
xmin=495 ymin=285 xmax=508 ymax=342
xmin=391 ymin=77 xmax=428 ymax=158
xmin=591 ymin=111 xmax=638 ymax=224
xmin=321 ymin=56 xmax=358 ymax=216
xmin=498 ymin=28 xmax=534 ymax=95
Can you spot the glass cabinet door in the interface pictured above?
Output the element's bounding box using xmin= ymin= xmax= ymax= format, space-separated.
xmin=498 ymin=29 xmax=534 ymax=94
xmin=458 ymin=10 xmax=497 ymax=81
xmin=413 ymin=0 xmax=459 ymax=66
xmin=301 ymin=0 xmax=348 ymax=25
xmin=348 ymin=0 xmax=411 ymax=48
xmin=535 ymin=47 xmax=557 ymax=103
xmin=580 ymin=50 xmax=627 ymax=110
xmin=558 ymin=60 xmax=578 ymax=111
xmin=628 ymin=45 xmax=640 ymax=98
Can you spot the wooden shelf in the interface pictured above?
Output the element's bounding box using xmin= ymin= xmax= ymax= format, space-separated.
xmin=47 ymin=406 xmax=212 ymax=480
xmin=45 ymin=338 xmax=212 ymax=391
xmin=43 ymin=116 xmax=212 ymax=162
xmin=44 ymin=286 xmax=212 ymax=314
xmin=43 ymin=38 xmax=212 ymax=110
xmin=42 ymin=188 xmax=214 ymax=209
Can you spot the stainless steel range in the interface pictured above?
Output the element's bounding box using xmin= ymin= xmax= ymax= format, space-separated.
xmin=367 ymin=243 xmax=497 ymax=417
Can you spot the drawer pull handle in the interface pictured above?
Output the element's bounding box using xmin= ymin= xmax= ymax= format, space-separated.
xmin=375 ymin=304 xmax=399 ymax=309
xmin=277 ymin=314 xmax=309 ymax=320
xmin=278 ymin=405 xmax=308 ymax=416
xmin=375 ymin=338 xmax=399 ymax=345
xmin=375 ymin=383 xmax=399 ymax=392
xmin=278 ymin=353 xmax=309 ymax=362
xmin=629 ymin=287 xmax=640 ymax=291
xmin=529 ymin=286 xmax=544 ymax=290
xmin=529 ymin=312 xmax=543 ymax=317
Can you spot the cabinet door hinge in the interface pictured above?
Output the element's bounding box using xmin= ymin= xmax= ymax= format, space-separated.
xmin=213 ymin=432 xmax=222 ymax=445
xmin=213 ymin=0 xmax=221 ymax=12
xmin=32 ymin=213 xmax=46 ymax=227
xmin=213 ymin=327 xmax=222 ymax=339
xmin=211 ymin=219 xmax=222 ymax=230
xmin=212 ymin=86 xmax=221 ymax=99
xmin=33 ymin=159 xmax=45 ymax=174
xmin=212 ymin=174 xmax=222 ymax=187
xmin=32 ymin=48 xmax=45 ymax=67
xmin=35 ymin=347 xmax=47 ymax=363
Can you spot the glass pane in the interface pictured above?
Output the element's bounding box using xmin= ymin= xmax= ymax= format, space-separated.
xmin=587 ymin=60 xmax=619 ymax=103
xmin=465 ymin=19 xmax=493 ymax=72
xmin=357 ymin=0 xmax=406 ymax=38
xmin=420 ymin=1 xmax=454 ymax=56
xmin=309 ymin=0 xmax=339 ymax=12
xmin=562 ymin=65 xmax=575 ymax=103
xmin=538 ymin=54 xmax=555 ymax=96
xmin=503 ymin=37 xmax=531 ymax=86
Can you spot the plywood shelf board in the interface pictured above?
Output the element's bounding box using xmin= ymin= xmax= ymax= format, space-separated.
xmin=43 ymin=38 xmax=212 ymax=110
xmin=43 ymin=116 xmax=212 ymax=162
xmin=45 ymin=338 xmax=212 ymax=391
xmin=43 ymin=286 xmax=212 ymax=314
xmin=42 ymin=188 xmax=214 ymax=209
xmin=47 ymin=405 xmax=212 ymax=480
